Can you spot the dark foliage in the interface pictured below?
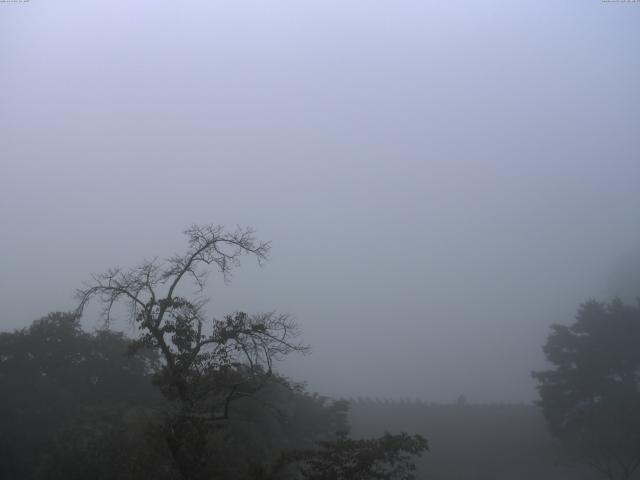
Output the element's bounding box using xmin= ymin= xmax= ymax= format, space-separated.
xmin=0 ymin=312 xmax=162 ymax=480
xmin=264 ymin=431 xmax=428 ymax=480
xmin=532 ymin=299 xmax=640 ymax=480
xmin=0 ymin=312 xmax=354 ymax=479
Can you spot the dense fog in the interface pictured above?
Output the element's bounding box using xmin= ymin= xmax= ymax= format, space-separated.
xmin=2 ymin=0 xmax=639 ymax=408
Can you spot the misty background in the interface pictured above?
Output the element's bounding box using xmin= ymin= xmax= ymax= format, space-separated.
xmin=1 ymin=0 xmax=639 ymax=404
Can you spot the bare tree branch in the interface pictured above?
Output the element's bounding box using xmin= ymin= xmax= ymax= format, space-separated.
xmin=74 ymin=224 xmax=310 ymax=479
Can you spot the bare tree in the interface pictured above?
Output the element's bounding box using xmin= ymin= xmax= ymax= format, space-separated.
xmin=76 ymin=224 xmax=308 ymax=480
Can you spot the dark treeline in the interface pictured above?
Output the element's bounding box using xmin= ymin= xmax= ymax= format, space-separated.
xmin=0 ymin=312 xmax=412 ymax=480
xmin=2 ymin=309 xmax=635 ymax=480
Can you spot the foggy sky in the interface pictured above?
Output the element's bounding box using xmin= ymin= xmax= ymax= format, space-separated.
xmin=1 ymin=0 xmax=639 ymax=403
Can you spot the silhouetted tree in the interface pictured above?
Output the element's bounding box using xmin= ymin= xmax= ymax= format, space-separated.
xmin=532 ymin=299 xmax=640 ymax=480
xmin=76 ymin=224 xmax=308 ymax=479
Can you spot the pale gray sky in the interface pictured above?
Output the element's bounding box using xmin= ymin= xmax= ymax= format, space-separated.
xmin=1 ymin=0 xmax=639 ymax=403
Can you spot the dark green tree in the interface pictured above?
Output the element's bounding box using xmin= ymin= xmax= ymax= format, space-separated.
xmin=0 ymin=312 xmax=163 ymax=479
xmin=532 ymin=299 xmax=640 ymax=480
